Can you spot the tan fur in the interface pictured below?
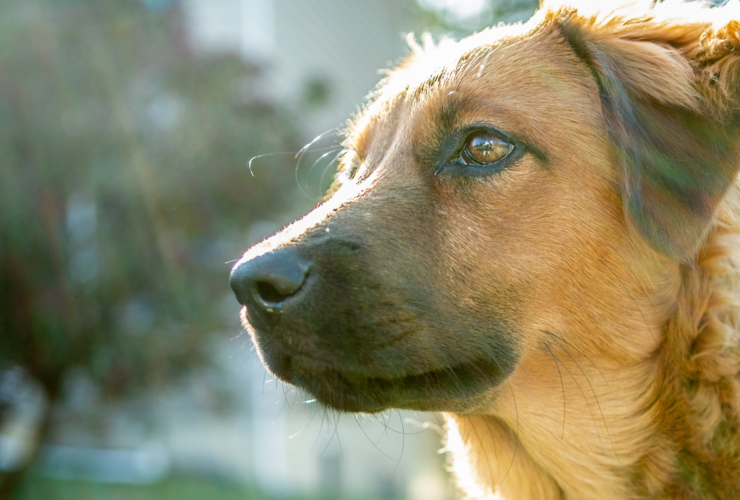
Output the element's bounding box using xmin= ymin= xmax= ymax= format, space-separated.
xmin=437 ymin=4 xmax=740 ymax=498
xmin=234 ymin=2 xmax=740 ymax=498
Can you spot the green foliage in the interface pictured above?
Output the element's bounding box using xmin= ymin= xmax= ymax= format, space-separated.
xmin=16 ymin=476 xmax=277 ymax=500
xmin=14 ymin=476 xmax=384 ymax=500
xmin=0 ymin=0 xmax=307 ymax=398
xmin=415 ymin=0 xmax=539 ymax=35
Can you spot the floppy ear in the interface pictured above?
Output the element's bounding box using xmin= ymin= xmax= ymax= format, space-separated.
xmin=555 ymin=6 xmax=740 ymax=261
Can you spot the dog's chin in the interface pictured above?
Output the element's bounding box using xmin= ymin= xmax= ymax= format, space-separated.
xmin=257 ymin=347 xmax=511 ymax=413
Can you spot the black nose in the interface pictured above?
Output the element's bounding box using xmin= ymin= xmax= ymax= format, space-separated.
xmin=230 ymin=247 xmax=311 ymax=311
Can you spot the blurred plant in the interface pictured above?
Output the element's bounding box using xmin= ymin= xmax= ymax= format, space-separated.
xmin=415 ymin=0 xmax=539 ymax=34
xmin=0 ymin=0 xmax=308 ymax=496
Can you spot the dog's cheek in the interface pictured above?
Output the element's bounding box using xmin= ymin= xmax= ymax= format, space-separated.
xmin=427 ymin=163 xmax=617 ymax=355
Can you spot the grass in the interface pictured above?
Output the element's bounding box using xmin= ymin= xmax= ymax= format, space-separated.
xmin=13 ymin=476 xmax=333 ymax=500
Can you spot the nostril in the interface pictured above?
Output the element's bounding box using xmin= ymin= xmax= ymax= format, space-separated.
xmin=256 ymin=280 xmax=295 ymax=304
xmin=230 ymin=247 xmax=311 ymax=309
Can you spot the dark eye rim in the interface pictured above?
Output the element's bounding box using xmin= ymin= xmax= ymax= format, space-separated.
xmin=434 ymin=123 xmax=524 ymax=178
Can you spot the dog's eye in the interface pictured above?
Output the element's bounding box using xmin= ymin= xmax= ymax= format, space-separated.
xmin=461 ymin=132 xmax=513 ymax=165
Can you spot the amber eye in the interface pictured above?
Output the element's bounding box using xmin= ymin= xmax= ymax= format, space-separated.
xmin=462 ymin=132 xmax=513 ymax=165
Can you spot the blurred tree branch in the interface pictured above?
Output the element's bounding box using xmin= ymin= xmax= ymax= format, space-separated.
xmin=0 ymin=0 xmax=308 ymax=494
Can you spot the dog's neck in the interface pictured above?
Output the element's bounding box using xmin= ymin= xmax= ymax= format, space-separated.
xmin=447 ymin=363 xmax=664 ymax=499
xmin=446 ymin=189 xmax=740 ymax=500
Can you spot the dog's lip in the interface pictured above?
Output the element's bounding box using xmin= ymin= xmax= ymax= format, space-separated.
xmin=267 ymin=350 xmax=508 ymax=412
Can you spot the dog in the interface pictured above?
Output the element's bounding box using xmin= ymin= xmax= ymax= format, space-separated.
xmin=230 ymin=1 xmax=740 ymax=498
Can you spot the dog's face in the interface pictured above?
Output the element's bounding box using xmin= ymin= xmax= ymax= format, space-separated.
xmin=231 ymin=8 xmax=740 ymax=417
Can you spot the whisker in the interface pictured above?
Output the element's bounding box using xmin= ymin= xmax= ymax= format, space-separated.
xmin=318 ymin=149 xmax=348 ymax=197
xmin=545 ymin=331 xmax=608 ymax=385
xmin=296 ymin=127 xmax=342 ymax=158
xmin=289 ymin=395 xmax=319 ymax=441
xmin=235 ymin=341 xmax=256 ymax=368
xmin=499 ymin=380 xmax=519 ymax=485
xmin=403 ymin=417 xmax=444 ymax=436
xmin=291 ymin=386 xmax=300 ymax=410
xmin=475 ymin=46 xmax=496 ymax=78
xmin=393 ymin=409 xmax=406 ymax=474
xmin=471 ymin=350 xmax=518 ymax=486
xmin=468 ymin=415 xmax=496 ymax=487
xmin=481 ymin=409 xmax=499 ymax=464
xmin=274 ymin=383 xmax=289 ymax=419
xmin=334 ymin=411 xmax=344 ymax=460
xmin=550 ymin=336 xmax=625 ymax=475
xmin=360 ymin=411 xmax=432 ymax=436
xmin=295 ymin=127 xmax=343 ymax=199
xmin=248 ymin=146 xmax=341 ymax=177
xmin=304 ymin=148 xmax=343 ymax=197
xmin=318 ymin=409 xmax=340 ymax=459
xmin=545 ymin=343 xmax=607 ymax=456
xmin=310 ymin=407 xmax=329 ymax=454
xmin=306 ymin=147 xmax=343 ymax=179
xmin=546 ymin=344 xmax=567 ymax=439
xmin=353 ymin=415 xmax=401 ymax=463
xmin=248 ymin=151 xmax=294 ymax=177
xmin=599 ymin=259 xmax=689 ymax=377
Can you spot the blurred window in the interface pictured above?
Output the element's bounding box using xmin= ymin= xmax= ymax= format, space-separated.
xmin=184 ymin=0 xmax=275 ymax=62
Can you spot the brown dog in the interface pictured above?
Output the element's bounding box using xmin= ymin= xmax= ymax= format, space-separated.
xmin=230 ymin=2 xmax=740 ymax=498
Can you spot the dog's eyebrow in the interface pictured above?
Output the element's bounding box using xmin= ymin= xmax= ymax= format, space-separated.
xmin=421 ymin=93 xmax=548 ymax=165
xmin=435 ymin=96 xmax=463 ymax=139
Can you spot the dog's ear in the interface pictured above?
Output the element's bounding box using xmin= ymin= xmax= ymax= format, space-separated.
xmin=554 ymin=6 xmax=740 ymax=261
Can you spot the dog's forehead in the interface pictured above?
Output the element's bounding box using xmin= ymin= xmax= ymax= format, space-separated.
xmin=347 ymin=23 xmax=594 ymax=165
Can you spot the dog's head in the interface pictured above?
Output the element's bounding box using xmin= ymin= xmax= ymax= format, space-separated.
xmin=231 ymin=2 xmax=740 ymax=415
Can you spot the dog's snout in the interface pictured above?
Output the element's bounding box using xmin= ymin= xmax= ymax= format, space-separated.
xmin=230 ymin=247 xmax=311 ymax=311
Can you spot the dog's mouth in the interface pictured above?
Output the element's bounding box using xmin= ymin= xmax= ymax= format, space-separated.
xmin=260 ymin=349 xmax=510 ymax=413
xmin=235 ymin=236 xmax=519 ymax=413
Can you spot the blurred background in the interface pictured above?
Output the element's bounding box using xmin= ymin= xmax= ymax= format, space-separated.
xmin=0 ymin=1 xmax=537 ymax=499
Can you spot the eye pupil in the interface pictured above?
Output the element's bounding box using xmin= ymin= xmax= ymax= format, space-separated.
xmin=464 ymin=133 xmax=512 ymax=164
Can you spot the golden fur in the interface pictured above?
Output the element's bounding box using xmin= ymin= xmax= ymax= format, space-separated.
xmin=232 ymin=1 xmax=740 ymax=498
xmin=441 ymin=3 xmax=740 ymax=498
